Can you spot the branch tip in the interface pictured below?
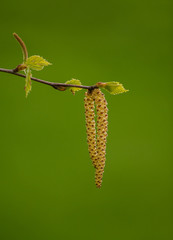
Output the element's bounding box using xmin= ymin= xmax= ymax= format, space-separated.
xmin=13 ymin=33 xmax=28 ymax=61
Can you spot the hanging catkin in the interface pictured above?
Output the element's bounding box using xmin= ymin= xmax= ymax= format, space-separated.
xmin=92 ymin=89 xmax=108 ymax=188
xmin=84 ymin=91 xmax=98 ymax=168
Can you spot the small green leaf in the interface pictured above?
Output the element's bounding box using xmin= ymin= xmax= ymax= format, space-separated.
xmin=96 ymin=81 xmax=128 ymax=95
xmin=24 ymin=68 xmax=32 ymax=97
xmin=25 ymin=55 xmax=51 ymax=71
xmin=65 ymin=79 xmax=82 ymax=95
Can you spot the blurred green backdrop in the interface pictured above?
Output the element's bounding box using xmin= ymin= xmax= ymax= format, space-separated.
xmin=0 ymin=0 xmax=172 ymax=239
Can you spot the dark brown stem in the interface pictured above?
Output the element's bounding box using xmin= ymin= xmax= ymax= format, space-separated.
xmin=0 ymin=68 xmax=98 ymax=91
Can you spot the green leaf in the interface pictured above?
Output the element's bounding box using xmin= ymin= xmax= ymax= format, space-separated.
xmin=24 ymin=68 xmax=32 ymax=97
xmin=25 ymin=55 xmax=51 ymax=71
xmin=96 ymin=81 xmax=128 ymax=95
xmin=65 ymin=79 xmax=82 ymax=95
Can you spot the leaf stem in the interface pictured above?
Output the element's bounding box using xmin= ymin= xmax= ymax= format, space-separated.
xmin=0 ymin=68 xmax=98 ymax=91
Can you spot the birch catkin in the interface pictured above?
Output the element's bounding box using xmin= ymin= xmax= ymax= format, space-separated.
xmin=92 ymin=89 xmax=108 ymax=188
xmin=84 ymin=91 xmax=98 ymax=168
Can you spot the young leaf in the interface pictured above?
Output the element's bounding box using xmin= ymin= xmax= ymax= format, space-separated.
xmin=96 ymin=81 xmax=128 ymax=95
xmin=65 ymin=79 xmax=82 ymax=95
xmin=24 ymin=68 xmax=32 ymax=97
xmin=25 ymin=55 xmax=51 ymax=71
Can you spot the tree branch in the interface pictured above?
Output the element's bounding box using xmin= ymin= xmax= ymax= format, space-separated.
xmin=0 ymin=68 xmax=98 ymax=91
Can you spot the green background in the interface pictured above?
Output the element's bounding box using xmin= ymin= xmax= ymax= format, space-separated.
xmin=0 ymin=0 xmax=172 ymax=239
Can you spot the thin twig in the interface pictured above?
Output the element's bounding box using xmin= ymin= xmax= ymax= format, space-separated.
xmin=0 ymin=68 xmax=98 ymax=91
